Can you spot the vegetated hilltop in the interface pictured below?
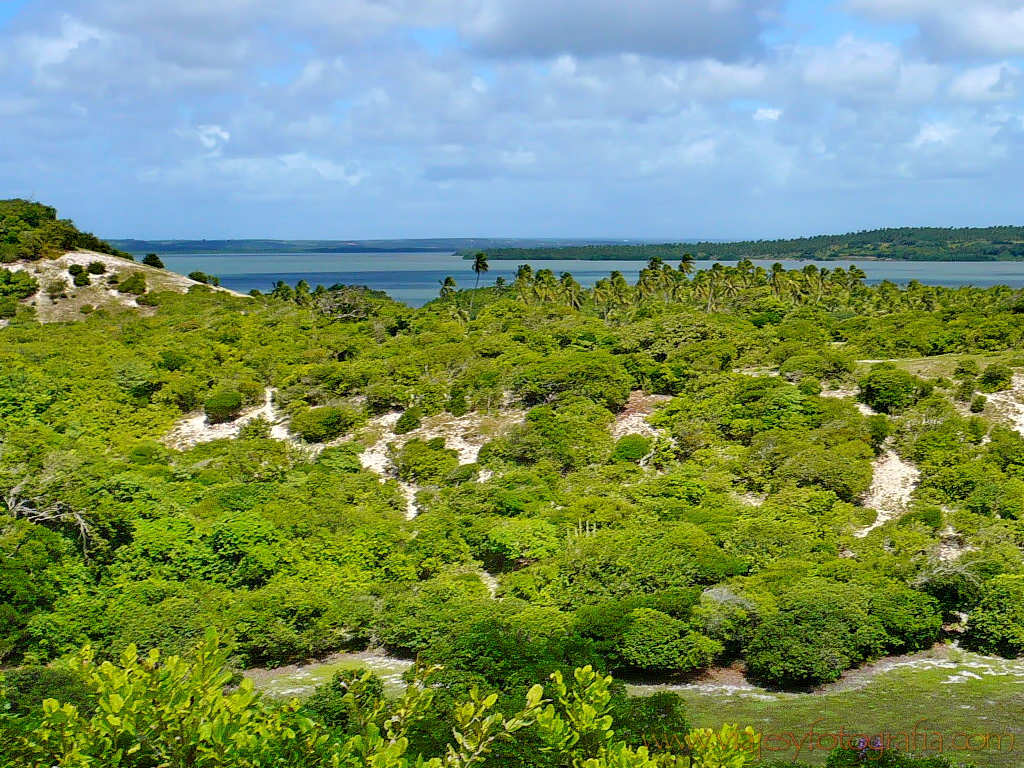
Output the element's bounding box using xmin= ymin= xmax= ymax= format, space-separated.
xmin=5 ymin=230 xmax=1024 ymax=766
xmin=0 ymin=199 xmax=240 ymax=322
xmin=464 ymin=225 xmax=1024 ymax=261
xmin=0 ymin=198 xmax=131 ymax=262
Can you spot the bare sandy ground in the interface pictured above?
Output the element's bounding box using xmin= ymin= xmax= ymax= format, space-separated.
xmin=856 ymin=448 xmax=921 ymax=538
xmin=985 ymin=373 xmax=1024 ymax=434
xmin=358 ymin=408 xmax=527 ymax=519
xmin=611 ymin=390 xmax=671 ymax=440
xmin=819 ymin=387 xmax=877 ymax=416
xmin=163 ymin=388 xmax=290 ymax=449
xmin=5 ymin=250 xmax=245 ymax=323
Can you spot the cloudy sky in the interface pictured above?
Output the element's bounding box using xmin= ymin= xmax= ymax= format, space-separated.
xmin=3 ymin=0 xmax=1024 ymax=239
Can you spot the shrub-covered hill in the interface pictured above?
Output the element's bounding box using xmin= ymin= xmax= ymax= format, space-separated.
xmin=0 ymin=199 xmax=131 ymax=263
xmin=1 ymin=248 xmax=1023 ymax=768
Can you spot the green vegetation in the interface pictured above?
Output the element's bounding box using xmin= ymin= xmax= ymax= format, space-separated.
xmin=2 ymin=218 xmax=1022 ymax=767
xmin=0 ymin=199 xmax=131 ymax=262
xmin=468 ymin=226 xmax=1024 ymax=261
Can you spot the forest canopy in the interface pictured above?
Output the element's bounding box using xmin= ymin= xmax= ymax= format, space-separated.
xmin=463 ymin=226 xmax=1024 ymax=262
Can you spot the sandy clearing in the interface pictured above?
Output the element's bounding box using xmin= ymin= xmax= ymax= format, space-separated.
xmin=357 ymin=408 xmax=527 ymax=519
xmin=984 ymin=373 xmax=1024 ymax=435
xmin=856 ymin=448 xmax=920 ymax=537
xmin=611 ymin=390 xmax=671 ymax=440
xmin=819 ymin=387 xmax=877 ymax=416
xmin=163 ymin=388 xmax=289 ymax=449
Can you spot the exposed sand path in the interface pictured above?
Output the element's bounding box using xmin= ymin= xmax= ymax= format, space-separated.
xmin=164 ymin=387 xmax=288 ymax=449
xmin=856 ymin=448 xmax=920 ymax=537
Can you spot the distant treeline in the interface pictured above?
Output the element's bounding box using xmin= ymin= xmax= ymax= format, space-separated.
xmin=462 ymin=226 xmax=1024 ymax=261
xmin=109 ymin=237 xmax=632 ymax=255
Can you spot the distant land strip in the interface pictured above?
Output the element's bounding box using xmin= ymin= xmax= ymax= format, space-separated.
xmin=457 ymin=226 xmax=1024 ymax=261
xmin=108 ymin=237 xmax=648 ymax=255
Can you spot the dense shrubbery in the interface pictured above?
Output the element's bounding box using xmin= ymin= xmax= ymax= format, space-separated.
xmin=0 ymin=199 xmax=130 ymax=262
xmin=2 ymin=242 xmax=1024 ymax=759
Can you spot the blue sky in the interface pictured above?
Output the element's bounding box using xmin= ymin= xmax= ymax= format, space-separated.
xmin=3 ymin=0 xmax=1024 ymax=240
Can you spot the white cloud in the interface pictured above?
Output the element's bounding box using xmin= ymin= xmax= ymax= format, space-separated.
xmin=849 ymin=0 xmax=1024 ymax=58
xmin=754 ymin=107 xmax=782 ymax=120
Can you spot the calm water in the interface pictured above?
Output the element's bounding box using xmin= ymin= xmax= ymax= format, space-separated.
xmin=162 ymin=252 xmax=1024 ymax=307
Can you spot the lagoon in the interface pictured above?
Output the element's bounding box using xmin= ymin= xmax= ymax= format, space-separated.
xmin=162 ymin=252 xmax=1024 ymax=307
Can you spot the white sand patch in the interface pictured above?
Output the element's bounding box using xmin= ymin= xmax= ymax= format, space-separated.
xmin=164 ymin=388 xmax=287 ymax=449
xmin=819 ymin=388 xmax=877 ymax=416
xmin=856 ymin=449 xmax=920 ymax=537
xmin=358 ymin=409 xmax=526 ymax=520
xmin=6 ymin=250 xmax=246 ymax=323
xmin=611 ymin=390 xmax=671 ymax=440
xmin=479 ymin=570 xmax=499 ymax=598
xmin=985 ymin=373 xmax=1024 ymax=434
xmin=937 ymin=525 xmax=975 ymax=562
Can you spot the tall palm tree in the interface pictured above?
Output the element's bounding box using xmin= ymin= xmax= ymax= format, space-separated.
xmin=534 ymin=269 xmax=558 ymax=304
xmin=513 ymin=264 xmax=534 ymax=303
xmin=559 ymin=272 xmax=584 ymax=310
xmin=469 ymin=252 xmax=489 ymax=313
xmin=592 ymin=278 xmax=613 ymax=320
xmin=438 ymin=276 xmax=457 ymax=300
xmin=678 ymin=252 xmax=696 ymax=278
xmin=767 ymin=263 xmax=788 ymax=299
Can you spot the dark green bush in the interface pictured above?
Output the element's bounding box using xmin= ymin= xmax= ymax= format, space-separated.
xmin=290 ymin=406 xmax=361 ymax=442
xmin=117 ymin=272 xmax=147 ymax=295
xmin=394 ymin=407 xmax=423 ymax=435
xmin=303 ymin=669 xmax=385 ymax=734
xmin=72 ymin=271 xmax=90 ymax=287
xmin=970 ymin=395 xmax=987 ymax=413
xmin=204 ymin=390 xmax=244 ymax=422
xmin=142 ymin=253 xmax=165 ymax=269
xmin=610 ymin=434 xmax=652 ymax=463
xmin=858 ymin=364 xmax=921 ymax=414
xmin=86 ymin=260 xmax=106 ymax=274
xmin=979 ymin=363 xmax=1013 ymax=392
xmin=68 ymin=264 xmax=85 ymax=276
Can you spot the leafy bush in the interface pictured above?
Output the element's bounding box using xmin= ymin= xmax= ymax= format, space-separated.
xmin=204 ymin=390 xmax=244 ymax=422
xmin=117 ymin=272 xmax=147 ymax=295
xmin=394 ymin=406 xmax=423 ymax=434
xmin=970 ymin=395 xmax=987 ymax=413
xmin=68 ymin=264 xmax=85 ymax=276
xmin=978 ymin=363 xmax=1013 ymax=392
xmin=142 ymin=253 xmax=165 ymax=268
xmin=0 ymin=268 xmax=37 ymax=299
xmin=858 ymin=364 xmax=922 ymax=414
xmin=964 ymin=574 xmax=1024 ymax=656
xmin=395 ymin=437 xmax=459 ymax=483
xmin=72 ymin=271 xmax=90 ymax=287
xmin=290 ymin=406 xmax=361 ymax=443
xmin=86 ymin=260 xmax=106 ymax=274
xmin=610 ymin=434 xmax=652 ymax=463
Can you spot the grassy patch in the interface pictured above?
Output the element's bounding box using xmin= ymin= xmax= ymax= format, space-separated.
xmin=642 ymin=650 xmax=1024 ymax=766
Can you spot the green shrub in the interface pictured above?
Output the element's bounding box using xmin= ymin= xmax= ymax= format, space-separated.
xmin=970 ymin=395 xmax=987 ymax=413
xmin=86 ymin=260 xmax=106 ymax=274
xmin=394 ymin=406 xmax=423 ymax=434
xmin=117 ymin=272 xmax=147 ymax=295
xmin=72 ymin=271 xmax=90 ymax=286
xmin=290 ymin=406 xmax=361 ymax=442
xmin=797 ymin=376 xmax=822 ymax=395
xmin=858 ymin=364 xmax=921 ymax=414
xmin=143 ymin=253 xmax=165 ymax=269
xmin=395 ymin=437 xmax=459 ymax=483
xmin=303 ymin=669 xmax=385 ymax=734
xmin=963 ymin=574 xmax=1024 ymax=656
xmin=204 ymin=390 xmax=244 ymax=422
xmin=979 ymin=363 xmax=1013 ymax=392
xmin=68 ymin=264 xmax=85 ymax=276
xmin=0 ymin=268 xmax=38 ymax=299
xmin=610 ymin=434 xmax=652 ymax=463
xmin=44 ymin=278 xmax=67 ymax=300
xmin=0 ymin=296 xmax=17 ymax=318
